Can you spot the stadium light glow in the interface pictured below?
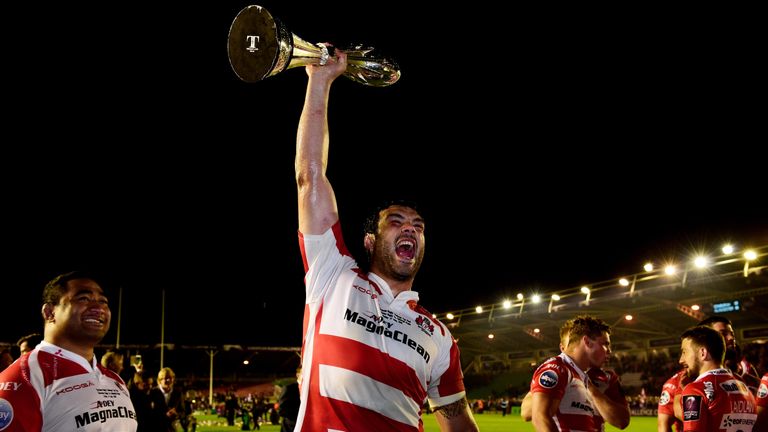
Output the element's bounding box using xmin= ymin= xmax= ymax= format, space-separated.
xmin=430 ymin=242 xmax=766 ymax=326
xmin=744 ymin=249 xmax=758 ymax=277
xmin=581 ymin=286 xmax=591 ymax=306
xmin=625 ymin=315 xmax=633 ymax=321
xmin=488 ymin=334 xmax=494 ymax=339
xmin=548 ymin=294 xmax=560 ymax=313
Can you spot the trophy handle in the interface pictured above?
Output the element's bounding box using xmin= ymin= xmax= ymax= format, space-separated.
xmin=228 ymin=5 xmax=400 ymax=86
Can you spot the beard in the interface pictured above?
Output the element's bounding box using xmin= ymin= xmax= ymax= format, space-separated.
xmin=373 ymin=242 xmax=423 ymax=281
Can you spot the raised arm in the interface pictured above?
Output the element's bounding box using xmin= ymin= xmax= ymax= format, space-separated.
xmin=587 ymin=380 xmax=630 ymax=429
xmin=295 ymin=50 xmax=347 ymax=235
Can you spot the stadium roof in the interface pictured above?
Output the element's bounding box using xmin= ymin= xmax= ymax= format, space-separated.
xmin=445 ymin=245 xmax=768 ymax=362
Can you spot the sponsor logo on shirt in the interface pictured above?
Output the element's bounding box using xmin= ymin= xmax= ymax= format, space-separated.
xmin=0 ymin=383 xmax=21 ymax=391
xmin=56 ymin=381 xmax=95 ymax=396
xmin=344 ymin=308 xmax=431 ymax=364
xmin=538 ymin=370 xmax=558 ymax=388
xmin=659 ymin=390 xmax=670 ymax=405
xmin=719 ymin=380 xmax=744 ymax=394
xmin=74 ymin=405 xmax=136 ymax=428
xmin=570 ymin=400 xmax=595 ymax=414
xmin=719 ymin=413 xmax=756 ymax=429
xmin=683 ymin=395 xmax=701 ymax=421
xmin=0 ymin=398 xmax=14 ymax=430
xmin=353 ymin=284 xmax=378 ymax=300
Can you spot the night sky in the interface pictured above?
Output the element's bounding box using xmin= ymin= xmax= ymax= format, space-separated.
xmin=3 ymin=2 xmax=764 ymax=349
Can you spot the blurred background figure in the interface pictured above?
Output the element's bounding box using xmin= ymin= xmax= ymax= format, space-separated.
xmin=277 ymin=367 xmax=301 ymax=432
xmin=16 ymin=333 xmax=42 ymax=356
xmin=0 ymin=348 xmax=13 ymax=372
xmin=101 ymin=350 xmax=125 ymax=375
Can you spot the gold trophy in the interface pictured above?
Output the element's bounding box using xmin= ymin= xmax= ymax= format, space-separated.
xmin=228 ymin=5 xmax=400 ymax=86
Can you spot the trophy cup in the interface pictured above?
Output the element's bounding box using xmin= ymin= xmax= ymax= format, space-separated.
xmin=228 ymin=5 xmax=400 ymax=86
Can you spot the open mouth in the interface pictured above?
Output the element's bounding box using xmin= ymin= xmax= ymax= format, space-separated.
xmin=396 ymin=238 xmax=416 ymax=260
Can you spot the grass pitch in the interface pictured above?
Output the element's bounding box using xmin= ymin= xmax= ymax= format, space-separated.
xmin=193 ymin=412 xmax=658 ymax=431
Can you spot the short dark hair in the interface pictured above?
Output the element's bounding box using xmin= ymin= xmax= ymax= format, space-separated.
xmin=16 ymin=333 xmax=42 ymax=348
xmin=697 ymin=315 xmax=732 ymax=327
xmin=363 ymin=199 xmax=423 ymax=236
xmin=681 ymin=325 xmax=726 ymax=364
xmin=561 ymin=315 xmax=611 ymax=347
xmin=42 ymin=271 xmax=101 ymax=306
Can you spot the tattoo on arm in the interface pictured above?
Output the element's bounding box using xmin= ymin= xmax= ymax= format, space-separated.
xmin=435 ymin=398 xmax=467 ymax=419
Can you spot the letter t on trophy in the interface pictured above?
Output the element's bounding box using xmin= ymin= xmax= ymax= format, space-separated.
xmin=227 ymin=5 xmax=400 ymax=86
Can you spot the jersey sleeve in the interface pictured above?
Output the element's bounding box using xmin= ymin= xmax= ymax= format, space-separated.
xmin=530 ymin=359 xmax=568 ymax=401
xmin=0 ymin=362 xmax=43 ymax=431
xmin=681 ymin=383 xmax=709 ymax=432
xmin=757 ymin=373 xmax=768 ymax=409
xmin=659 ymin=374 xmax=680 ymax=416
xmin=427 ymin=336 xmax=466 ymax=408
xmin=299 ymin=222 xmax=356 ymax=303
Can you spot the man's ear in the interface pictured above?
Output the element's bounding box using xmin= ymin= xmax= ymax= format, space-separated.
xmin=699 ymin=346 xmax=709 ymax=361
xmin=42 ymin=303 xmax=55 ymax=322
xmin=364 ymin=233 xmax=376 ymax=253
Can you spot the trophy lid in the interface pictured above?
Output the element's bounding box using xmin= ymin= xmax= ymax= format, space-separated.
xmin=228 ymin=5 xmax=291 ymax=83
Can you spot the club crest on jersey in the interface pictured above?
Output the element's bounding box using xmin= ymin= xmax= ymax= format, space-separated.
xmin=758 ymin=382 xmax=768 ymax=398
xmin=659 ymin=390 xmax=670 ymax=405
xmin=683 ymin=395 xmax=701 ymax=421
xmin=415 ymin=316 xmax=434 ymax=336
xmin=538 ymin=370 xmax=558 ymax=388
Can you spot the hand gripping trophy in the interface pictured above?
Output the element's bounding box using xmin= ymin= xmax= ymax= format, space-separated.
xmin=228 ymin=5 xmax=400 ymax=86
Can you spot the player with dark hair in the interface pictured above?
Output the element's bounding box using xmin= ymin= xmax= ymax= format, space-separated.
xmin=0 ymin=271 xmax=137 ymax=431
xmin=294 ymin=49 xmax=477 ymax=431
xmin=678 ymin=325 xmax=757 ymax=431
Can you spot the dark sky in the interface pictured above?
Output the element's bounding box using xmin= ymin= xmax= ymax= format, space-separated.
xmin=3 ymin=2 xmax=765 ymax=349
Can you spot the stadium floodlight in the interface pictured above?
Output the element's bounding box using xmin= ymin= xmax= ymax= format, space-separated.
xmin=744 ymin=249 xmax=757 ymax=277
xmin=548 ymin=294 xmax=560 ymax=313
xmin=643 ymin=262 xmax=654 ymax=272
xmin=446 ymin=313 xmax=454 ymax=320
xmin=722 ymin=244 xmax=734 ymax=254
xmin=475 ymin=306 xmax=483 ymax=313
xmin=694 ymin=256 xmax=708 ymax=268
xmin=580 ymin=286 xmax=591 ymax=306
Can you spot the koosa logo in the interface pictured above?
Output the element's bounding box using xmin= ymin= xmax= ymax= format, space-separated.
xmin=659 ymin=390 xmax=670 ymax=405
xmin=538 ymin=371 xmax=558 ymax=388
